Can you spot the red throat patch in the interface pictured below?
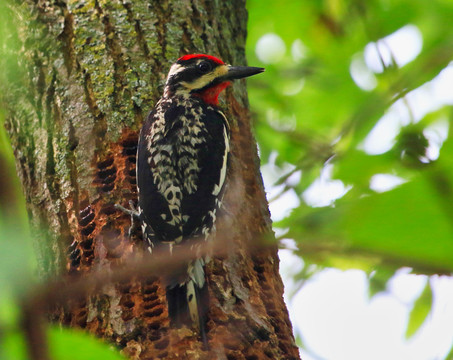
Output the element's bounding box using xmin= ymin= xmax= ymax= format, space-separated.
xmin=194 ymin=81 xmax=230 ymax=105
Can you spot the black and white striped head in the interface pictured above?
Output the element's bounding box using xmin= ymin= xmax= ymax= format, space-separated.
xmin=164 ymin=54 xmax=264 ymax=105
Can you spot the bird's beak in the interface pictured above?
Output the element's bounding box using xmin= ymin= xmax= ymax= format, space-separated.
xmin=223 ymin=65 xmax=265 ymax=80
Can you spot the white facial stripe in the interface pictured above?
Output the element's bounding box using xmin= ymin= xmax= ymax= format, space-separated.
xmin=167 ymin=64 xmax=184 ymax=80
xmin=180 ymin=64 xmax=229 ymax=90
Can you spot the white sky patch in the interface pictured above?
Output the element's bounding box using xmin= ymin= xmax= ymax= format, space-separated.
xmin=388 ymin=268 xmax=427 ymax=304
xmin=286 ymin=169 xmax=302 ymax=186
xmin=370 ymin=174 xmax=407 ymax=193
xmin=303 ymin=164 xmax=351 ymax=207
xmin=256 ymin=33 xmax=286 ymax=64
xmin=361 ymin=65 xmax=452 ymax=156
xmin=405 ymin=86 xmax=434 ymax=123
xmin=269 ymin=188 xmax=300 ymax=221
xmin=424 ymin=118 xmax=449 ymax=161
xmin=274 ymin=227 xmax=290 ymax=239
xmin=261 ymin=151 xmax=284 ymax=188
xmin=279 ymin=247 xmax=304 ymax=291
xmin=286 ymin=269 xmax=453 ymax=360
xmin=360 ymin=100 xmax=408 ymax=155
xmin=261 ymin=152 xmax=301 ymax=221
xmin=364 ymin=24 xmax=423 ymax=73
xmin=404 ymin=64 xmax=453 ymax=122
xmin=431 ymin=63 xmax=453 ymax=105
xmin=350 ymin=53 xmax=378 ymax=91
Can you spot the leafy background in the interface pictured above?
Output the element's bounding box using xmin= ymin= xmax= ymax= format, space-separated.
xmin=247 ymin=0 xmax=453 ymax=275
xmin=1 ymin=0 xmax=453 ymax=358
xmin=246 ymin=0 xmax=453 ymax=359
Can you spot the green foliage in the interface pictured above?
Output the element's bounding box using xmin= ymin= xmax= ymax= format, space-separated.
xmin=2 ymin=324 xmax=126 ymax=360
xmin=246 ymin=0 xmax=453 ymax=340
xmin=406 ymin=280 xmax=433 ymax=339
xmin=49 ymin=327 xmax=126 ymax=360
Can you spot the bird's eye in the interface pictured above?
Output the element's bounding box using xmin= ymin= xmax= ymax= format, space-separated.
xmin=197 ymin=61 xmax=212 ymax=74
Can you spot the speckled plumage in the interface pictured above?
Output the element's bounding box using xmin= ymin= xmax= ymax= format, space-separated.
xmin=135 ymin=54 xmax=263 ymax=342
xmin=137 ymin=92 xmax=229 ymax=261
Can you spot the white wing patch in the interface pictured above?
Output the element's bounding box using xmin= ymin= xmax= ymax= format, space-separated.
xmin=212 ymin=124 xmax=229 ymax=196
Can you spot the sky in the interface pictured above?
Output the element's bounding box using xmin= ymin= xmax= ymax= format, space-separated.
xmin=257 ymin=24 xmax=453 ymax=360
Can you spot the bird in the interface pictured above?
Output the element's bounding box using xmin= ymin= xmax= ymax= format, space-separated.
xmin=135 ymin=54 xmax=264 ymax=343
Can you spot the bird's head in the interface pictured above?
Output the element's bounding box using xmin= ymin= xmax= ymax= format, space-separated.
xmin=164 ymin=54 xmax=264 ymax=105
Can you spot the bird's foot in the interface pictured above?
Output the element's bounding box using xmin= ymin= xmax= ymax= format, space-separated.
xmin=115 ymin=200 xmax=140 ymax=237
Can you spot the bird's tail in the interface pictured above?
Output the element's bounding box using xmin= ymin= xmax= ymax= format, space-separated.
xmin=166 ymin=259 xmax=209 ymax=346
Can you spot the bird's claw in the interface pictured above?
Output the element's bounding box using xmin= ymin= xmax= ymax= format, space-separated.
xmin=115 ymin=201 xmax=140 ymax=237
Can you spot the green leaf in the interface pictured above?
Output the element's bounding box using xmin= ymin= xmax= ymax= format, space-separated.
xmin=337 ymin=176 xmax=453 ymax=272
xmin=281 ymin=173 xmax=453 ymax=273
xmin=2 ymin=325 xmax=126 ymax=360
xmin=2 ymin=331 xmax=28 ymax=360
xmin=368 ymin=268 xmax=395 ymax=298
xmin=334 ymin=149 xmax=399 ymax=192
xmin=405 ymin=280 xmax=433 ymax=339
xmin=49 ymin=327 xmax=126 ymax=360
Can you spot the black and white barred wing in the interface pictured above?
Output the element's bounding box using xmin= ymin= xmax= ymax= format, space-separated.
xmin=181 ymin=106 xmax=230 ymax=241
xmin=137 ymin=102 xmax=229 ymax=250
xmin=137 ymin=104 xmax=184 ymax=248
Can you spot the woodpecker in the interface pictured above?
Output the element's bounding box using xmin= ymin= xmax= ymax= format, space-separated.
xmin=136 ymin=54 xmax=264 ymax=341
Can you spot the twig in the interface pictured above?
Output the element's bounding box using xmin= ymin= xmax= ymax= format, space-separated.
xmin=30 ymin=240 xmax=225 ymax=310
xmin=19 ymin=236 xmax=238 ymax=360
xmin=21 ymin=302 xmax=50 ymax=360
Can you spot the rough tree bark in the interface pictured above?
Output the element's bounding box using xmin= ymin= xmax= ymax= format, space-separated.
xmin=2 ymin=1 xmax=300 ymax=359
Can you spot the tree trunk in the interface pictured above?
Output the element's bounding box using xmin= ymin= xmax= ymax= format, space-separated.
xmin=2 ymin=0 xmax=300 ymax=359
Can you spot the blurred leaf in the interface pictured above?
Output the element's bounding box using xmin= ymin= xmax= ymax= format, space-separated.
xmin=443 ymin=342 xmax=453 ymax=360
xmin=368 ymin=268 xmax=395 ymax=298
xmin=247 ymin=0 xmax=453 ymax=276
xmin=2 ymin=331 xmax=27 ymax=360
xmin=49 ymin=327 xmax=126 ymax=360
xmin=405 ymin=280 xmax=433 ymax=339
xmin=0 ymin=294 xmax=20 ymax=330
xmin=281 ymin=174 xmax=453 ymax=273
xmin=0 ymin=228 xmax=34 ymax=295
xmin=2 ymin=326 xmax=126 ymax=360
xmin=334 ymin=149 xmax=398 ymax=192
